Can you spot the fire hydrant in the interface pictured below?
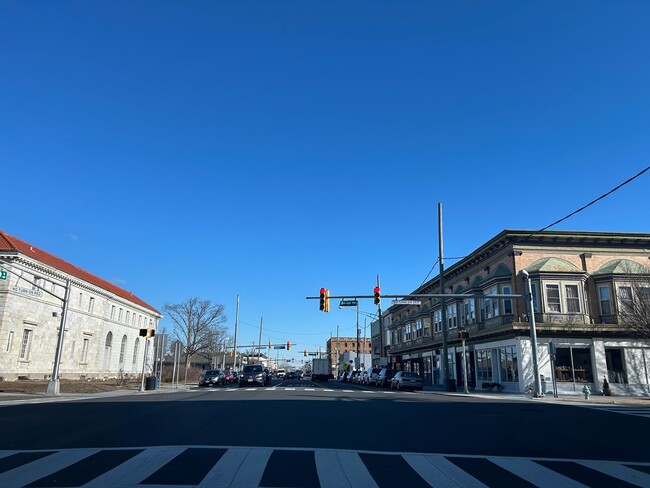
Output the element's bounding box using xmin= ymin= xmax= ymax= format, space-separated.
xmin=582 ymin=385 xmax=591 ymax=400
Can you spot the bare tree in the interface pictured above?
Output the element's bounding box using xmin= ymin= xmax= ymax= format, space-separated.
xmin=163 ymin=298 xmax=228 ymax=383
xmin=619 ymin=278 xmax=650 ymax=345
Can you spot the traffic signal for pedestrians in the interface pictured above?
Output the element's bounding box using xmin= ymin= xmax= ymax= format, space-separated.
xmin=287 ymin=341 xmax=291 ymax=351
xmin=374 ymin=286 xmax=381 ymax=306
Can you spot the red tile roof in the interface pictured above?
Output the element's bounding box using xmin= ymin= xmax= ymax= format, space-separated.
xmin=0 ymin=229 xmax=160 ymax=315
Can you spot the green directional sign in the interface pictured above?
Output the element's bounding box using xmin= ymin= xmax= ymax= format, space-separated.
xmin=0 ymin=270 xmax=7 ymax=280
xmin=339 ymin=300 xmax=358 ymax=307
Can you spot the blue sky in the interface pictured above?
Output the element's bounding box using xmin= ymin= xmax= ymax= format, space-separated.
xmin=2 ymin=2 xmax=650 ymax=362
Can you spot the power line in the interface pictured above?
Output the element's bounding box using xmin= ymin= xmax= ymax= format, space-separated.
xmin=536 ymin=165 xmax=650 ymax=233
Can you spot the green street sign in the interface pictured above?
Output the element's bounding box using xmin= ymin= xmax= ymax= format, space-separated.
xmin=0 ymin=270 xmax=7 ymax=280
xmin=339 ymin=300 xmax=358 ymax=307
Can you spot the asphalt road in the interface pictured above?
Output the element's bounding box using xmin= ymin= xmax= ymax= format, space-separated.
xmin=1 ymin=379 xmax=648 ymax=463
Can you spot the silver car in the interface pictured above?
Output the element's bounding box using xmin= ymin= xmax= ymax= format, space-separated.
xmin=390 ymin=371 xmax=424 ymax=391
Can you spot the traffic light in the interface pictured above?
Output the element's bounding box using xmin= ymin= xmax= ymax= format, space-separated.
xmin=147 ymin=328 xmax=156 ymax=338
xmin=139 ymin=328 xmax=147 ymax=337
xmin=287 ymin=341 xmax=291 ymax=351
xmin=374 ymin=286 xmax=381 ymax=305
xmin=319 ymin=288 xmax=331 ymax=312
xmin=304 ymin=349 xmax=307 ymax=357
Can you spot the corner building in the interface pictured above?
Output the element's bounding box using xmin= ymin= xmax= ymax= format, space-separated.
xmin=384 ymin=230 xmax=650 ymax=396
xmin=0 ymin=230 xmax=162 ymax=381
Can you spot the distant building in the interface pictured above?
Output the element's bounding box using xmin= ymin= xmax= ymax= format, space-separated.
xmin=326 ymin=336 xmax=371 ymax=371
xmin=379 ymin=229 xmax=650 ymax=396
xmin=0 ymin=230 xmax=162 ymax=380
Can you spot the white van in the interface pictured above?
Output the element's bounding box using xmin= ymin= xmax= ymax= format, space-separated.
xmin=276 ymin=369 xmax=286 ymax=379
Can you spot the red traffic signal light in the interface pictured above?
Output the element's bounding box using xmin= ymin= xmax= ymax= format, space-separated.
xmin=287 ymin=341 xmax=291 ymax=351
xmin=304 ymin=349 xmax=307 ymax=357
xmin=374 ymin=286 xmax=381 ymax=305
xmin=319 ymin=288 xmax=330 ymax=312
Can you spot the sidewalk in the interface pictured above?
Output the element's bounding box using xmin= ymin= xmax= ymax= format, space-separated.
xmin=421 ymin=384 xmax=650 ymax=406
xmin=0 ymin=384 xmax=193 ymax=406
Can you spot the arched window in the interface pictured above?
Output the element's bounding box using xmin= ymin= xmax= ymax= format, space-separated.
xmin=132 ymin=338 xmax=140 ymax=372
xmin=118 ymin=335 xmax=128 ymax=370
xmin=103 ymin=332 xmax=113 ymax=370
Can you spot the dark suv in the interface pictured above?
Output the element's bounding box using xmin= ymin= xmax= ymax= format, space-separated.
xmin=375 ymin=368 xmax=397 ymax=388
xmin=238 ymin=364 xmax=266 ymax=387
xmin=198 ymin=369 xmax=226 ymax=387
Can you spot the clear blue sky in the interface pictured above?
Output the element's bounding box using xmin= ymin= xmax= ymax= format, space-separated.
xmin=2 ymin=2 xmax=649 ymax=362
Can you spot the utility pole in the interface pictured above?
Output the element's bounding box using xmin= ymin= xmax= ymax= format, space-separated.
xmin=356 ymin=301 xmax=360 ymax=370
xmin=522 ymin=270 xmax=543 ymax=397
xmin=377 ymin=274 xmax=383 ymax=368
xmin=233 ymin=294 xmax=240 ymax=372
xmin=257 ymin=316 xmax=263 ymax=364
xmin=438 ymin=203 xmax=450 ymax=390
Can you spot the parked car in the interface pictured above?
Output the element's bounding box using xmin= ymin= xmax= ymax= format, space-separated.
xmin=238 ymin=364 xmax=266 ymax=387
xmin=349 ymin=371 xmax=362 ymax=384
xmin=375 ymin=368 xmax=398 ymax=388
xmin=363 ymin=367 xmax=382 ymax=386
xmin=198 ymin=369 xmax=226 ymax=387
xmin=390 ymin=371 xmax=424 ymax=391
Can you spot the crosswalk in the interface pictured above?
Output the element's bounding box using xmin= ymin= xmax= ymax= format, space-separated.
xmin=0 ymin=446 xmax=649 ymax=487
xmin=578 ymin=404 xmax=650 ymax=419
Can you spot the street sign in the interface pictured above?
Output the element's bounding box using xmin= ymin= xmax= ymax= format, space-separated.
xmin=339 ymin=300 xmax=358 ymax=307
xmin=391 ymin=300 xmax=421 ymax=305
xmin=273 ymin=345 xmax=286 ymax=349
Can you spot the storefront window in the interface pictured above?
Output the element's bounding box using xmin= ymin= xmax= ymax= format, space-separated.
xmin=555 ymin=347 xmax=593 ymax=383
xmin=423 ymin=318 xmax=431 ymax=337
xmin=605 ymin=348 xmax=627 ymax=384
xmin=476 ymin=349 xmax=492 ymax=382
xmin=498 ymin=346 xmax=518 ymax=382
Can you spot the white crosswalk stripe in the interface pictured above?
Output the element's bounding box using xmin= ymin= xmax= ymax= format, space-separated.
xmin=580 ymin=405 xmax=650 ymax=418
xmin=0 ymin=446 xmax=647 ymax=487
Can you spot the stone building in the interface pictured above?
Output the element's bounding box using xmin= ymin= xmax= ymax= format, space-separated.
xmin=0 ymin=229 xmax=162 ymax=381
xmin=382 ymin=229 xmax=650 ymax=396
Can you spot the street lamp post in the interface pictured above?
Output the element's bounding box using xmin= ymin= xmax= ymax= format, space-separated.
xmin=46 ymin=279 xmax=71 ymax=396
xmin=522 ymin=270 xmax=543 ymax=398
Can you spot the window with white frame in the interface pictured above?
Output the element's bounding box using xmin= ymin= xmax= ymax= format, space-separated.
xmin=88 ymin=297 xmax=95 ymax=314
xmin=617 ymin=286 xmax=633 ymax=314
xmin=126 ymin=311 xmax=130 ymax=324
xmin=434 ymin=309 xmax=442 ymax=333
xmin=19 ymin=328 xmax=33 ymax=360
xmin=544 ymin=282 xmax=583 ymax=314
xmin=423 ymin=317 xmax=431 ymax=336
xmin=565 ymin=284 xmax=581 ymax=313
xmin=502 ymin=285 xmax=513 ymax=314
xmin=405 ymin=323 xmax=412 ymax=341
xmin=415 ymin=319 xmax=423 ymax=338
xmin=447 ymin=304 xmax=457 ymax=329
xmin=78 ymin=292 xmax=83 ymax=308
xmin=110 ymin=305 xmax=116 ymax=320
xmin=462 ymin=298 xmax=475 ymax=325
xmin=598 ymin=285 xmax=611 ymax=315
xmin=545 ymin=284 xmax=561 ymax=312
xmin=118 ymin=308 xmax=123 ymax=322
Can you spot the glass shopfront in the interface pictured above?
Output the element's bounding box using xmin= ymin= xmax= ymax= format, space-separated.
xmin=555 ymin=347 xmax=593 ymax=383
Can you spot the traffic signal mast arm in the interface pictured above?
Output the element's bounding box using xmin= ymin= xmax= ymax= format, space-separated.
xmin=306 ymin=293 xmax=527 ymax=300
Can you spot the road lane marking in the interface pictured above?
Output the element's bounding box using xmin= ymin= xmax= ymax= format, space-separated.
xmin=229 ymin=448 xmax=271 ymax=488
xmin=579 ymin=460 xmax=650 ymax=487
xmin=0 ymin=448 xmax=99 ymax=487
xmin=488 ymin=456 xmax=587 ymax=488
xmin=83 ymin=446 xmax=186 ymax=487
